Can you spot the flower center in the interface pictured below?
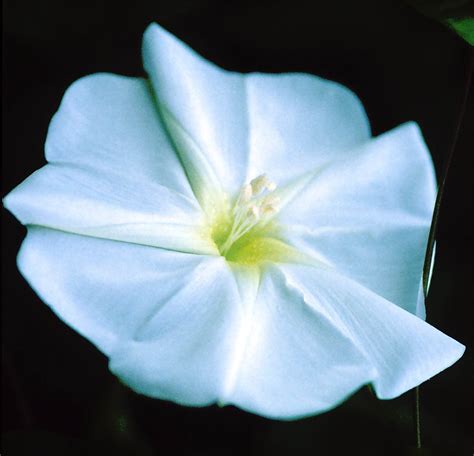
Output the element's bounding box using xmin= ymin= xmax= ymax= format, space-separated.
xmin=209 ymin=174 xmax=303 ymax=266
xmin=219 ymin=174 xmax=280 ymax=254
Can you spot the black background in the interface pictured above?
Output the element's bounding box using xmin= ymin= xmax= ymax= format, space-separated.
xmin=2 ymin=1 xmax=473 ymax=454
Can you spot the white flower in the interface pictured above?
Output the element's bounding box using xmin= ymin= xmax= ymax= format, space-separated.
xmin=3 ymin=23 xmax=464 ymax=420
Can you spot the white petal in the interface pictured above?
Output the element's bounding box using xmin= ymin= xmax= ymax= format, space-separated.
xmin=143 ymin=23 xmax=248 ymax=200
xmin=4 ymin=163 xmax=215 ymax=254
xmin=17 ymin=227 xmax=216 ymax=356
xmin=109 ymin=257 xmax=243 ymax=406
xmin=225 ymin=266 xmax=374 ymax=420
xmin=143 ymin=23 xmax=371 ymax=197
xmin=281 ymin=123 xmax=436 ymax=315
xmin=246 ymin=72 xmax=370 ymax=183
xmin=282 ymin=264 xmax=464 ymax=400
xmin=45 ymin=73 xmax=193 ymax=198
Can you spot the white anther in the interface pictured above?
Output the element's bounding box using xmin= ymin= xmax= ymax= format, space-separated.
xmin=266 ymin=181 xmax=277 ymax=192
xmin=261 ymin=204 xmax=277 ymax=217
xmin=262 ymin=195 xmax=280 ymax=208
xmin=248 ymin=205 xmax=260 ymax=219
xmin=250 ymin=174 xmax=271 ymax=194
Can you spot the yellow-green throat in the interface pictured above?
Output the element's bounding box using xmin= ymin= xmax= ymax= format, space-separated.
xmin=208 ymin=174 xmax=304 ymax=266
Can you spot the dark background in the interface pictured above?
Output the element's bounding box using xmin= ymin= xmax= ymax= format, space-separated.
xmin=2 ymin=1 xmax=473 ymax=454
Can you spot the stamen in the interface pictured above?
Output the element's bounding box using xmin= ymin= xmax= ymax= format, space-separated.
xmin=266 ymin=181 xmax=277 ymax=192
xmin=219 ymin=175 xmax=280 ymax=256
xmin=262 ymin=195 xmax=280 ymax=209
xmin=250 ymin=174 xmax=276 ymax=195
xmin=248 ymin=205 xmax=260 ymax=219
xmin=261 ymin=204 xmax=277 ymax=217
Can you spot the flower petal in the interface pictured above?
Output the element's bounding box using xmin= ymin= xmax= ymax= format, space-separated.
xmin=282 ymin=264 xmax=464 ymax=400
xmin=4 ymin=163 xmax=215 ymax=254
xmin=4 ymin=165 xmax=216 ymax=254
xmin=224 ymin=266 xmax=374 ymax=420
xmin=108 ymin=258 xmax=243 ymax=406
xmin=45 ymin=72 xmax=193 ymax=198
xmin=143 ymin=23 xmax=248 ymax=201
xmin=143 ymin=23 xmax=370 ymax=198
xmin=4 ymin=71 xmax=213 ymax=254
xmin=280 ymin=122 xmax=436 ymax=315
xmin=17 ymin=227 xmax=218 ymax=355
xmin=246 ymin=72 xmax=370 ymax=183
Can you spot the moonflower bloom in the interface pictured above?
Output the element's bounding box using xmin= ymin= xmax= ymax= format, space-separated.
xmin=4 ymin=23 xmax=464 ymax=420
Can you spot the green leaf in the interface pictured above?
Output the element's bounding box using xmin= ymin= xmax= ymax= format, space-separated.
xmin=405 ymin=0 xmax=474 ymax=45
xmin=446 ymin=17 xmax=474 ymax=45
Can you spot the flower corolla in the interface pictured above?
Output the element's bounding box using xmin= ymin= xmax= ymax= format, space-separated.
xmin=3 ymin=23 xmax=464 ymax=419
